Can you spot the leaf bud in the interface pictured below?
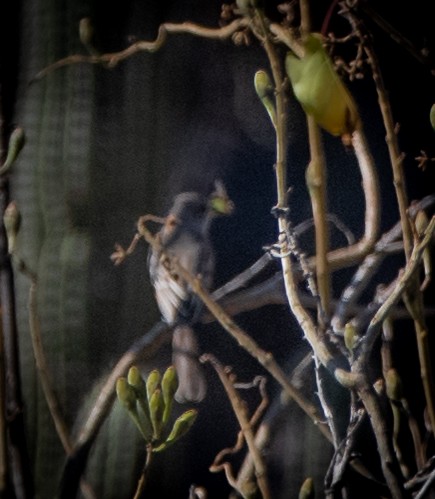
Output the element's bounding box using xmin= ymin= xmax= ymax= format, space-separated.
xmin=154 ymin=409 xmax=198 ymax=452
xmin=385 ymin=369 xmax=403 ymax=402
xmin=299 ymin=477 xmax=314 ymax=499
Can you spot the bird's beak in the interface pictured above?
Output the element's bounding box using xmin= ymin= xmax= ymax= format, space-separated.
xmin=208 ymin=180 xmax=234 ymax=216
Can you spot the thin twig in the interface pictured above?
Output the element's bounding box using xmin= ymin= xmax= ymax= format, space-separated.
xmin=355 ymin=381 xmax=408 ymax=498
xmin=306 ymin=121 xmax=331 ymax=319
xmin=33 ymin=19 xmax=249 ymax=82
xmin=0 ymin=199 xmax=33 ymax=499
xmin=357 ymin=217 xmax=435 ymax=365
xmin=321 ymin=128 xmax=380 ymax=271
xmin=135 ymin=217 xmax=333 ymax=443
xmin=332 ymin=195 xmax=435 ymax=331
xmin=133 ymin=444 xmax=153 ymax=499
xmin=15 ymin=266 xmax=96 ymax=499
xmin=359 ymin=3 xmax=435 ymax=76
xmin=414 ymin=466 xmax=435 ymax=499
xmin=299 ymin=0 xmax=331 ymax=318
xmin=202 ymin=355 xmax=271 ymax=499
xmin=28 ymin=280 xmax=73 ymax=452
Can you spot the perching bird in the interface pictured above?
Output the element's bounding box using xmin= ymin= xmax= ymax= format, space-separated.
xmin=148 ymin=185 xmax=232 ymax=402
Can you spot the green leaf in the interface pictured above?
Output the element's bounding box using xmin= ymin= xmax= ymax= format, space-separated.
xmin=286 ymin=34 xmax=359 ymax=137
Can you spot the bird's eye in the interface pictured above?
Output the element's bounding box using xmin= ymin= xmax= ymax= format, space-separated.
xmin=190 ymin=203 xmax=206 ymax=217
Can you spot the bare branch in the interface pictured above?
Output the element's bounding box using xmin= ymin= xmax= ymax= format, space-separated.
xmin=33 ymin=19 xmax=249 ymax=82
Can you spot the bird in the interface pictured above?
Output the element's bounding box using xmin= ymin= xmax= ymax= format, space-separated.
xmin=148 ymin=184 xmax=233 ymax=402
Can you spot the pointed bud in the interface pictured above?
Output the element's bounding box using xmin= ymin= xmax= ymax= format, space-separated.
xmin=240 ymin=481 xmax=258 ymax=498
xmin=3 ymin=201 xmax=21 ymax=254
xmin=299 ymin=477 xmax=314 ymax=499
xmin=254 ymin=71 xmax=277 ymax=127
xmin=430 ymin=104 xmax=435 ymax=132
xmin=162 ymin=366 xmax=178 ymax=424
xmin=146 ymin=369 xmax=161 ymax=402
xmin=116 ymin=377 xmax=136 ymax=411
xmin=128 ymin=366 xmax=153 ymax=431
xmin=344 ymin=323 xmax=358 ymax=352
xmin=386 ymin=369 xmax=403 ymax=402
xmin=79 ymin=18 xmax=94 ymax=47
xmin=415 ymin=210 xmax=429 ymax=237
xmin=128 ymin=366 xmax=147 ymax=399
xmin=154 ymin=409 xmax=198 ymax=452
xmin=149 ymin=388 xmax=165 ymax=440
xmin=1 ymin=128 xmax=25 ymax=174
xmin=254 ymin=70 xmax=273 ymax=99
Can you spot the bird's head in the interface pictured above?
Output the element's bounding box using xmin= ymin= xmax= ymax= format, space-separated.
xmin=207 ymin=180 xmax=234 ymax=217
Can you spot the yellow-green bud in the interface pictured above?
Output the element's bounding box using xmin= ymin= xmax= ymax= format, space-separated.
xmin=1 ymin=127 xmax=25 ymax=174
xmin=254 ymin=70 xmax=277 ymax=127
xmin=254 ymin=70 xmax=273 ymax=100
xmin=154 ymin=409 xmax=198 ymax=452
xmin=344 ymin=323 xmax=358 ymax=352
xmin=240 ymin=480 xmax=258 ymax=498
xmin=299 ymin=477 xmax=314 ymax=499
xmin=162 ymin=366 xmax=178 ymax=424
xmin=128 ymin=366 xmax=147 ymax=398
xmin=149 ymin=388 xmax=165 ymax=440
xmin=79 ymin=18 xmax=94 ymax=47
xmin=415 ymin=210 xmax=429 ymax=237
xmin=385 ymin=369 xmax=403 ymax=402
xmin=116 ymin=377 xmax=136 ymax=411
xmin=430 ymin=103 xmax=435 ymax=132
xmin=146 ymin=369 xmax=161 ymax=402
xmin=3 ymin=201 xmax=21 ymax=254
xmin=128 ymin=365 xmax=153 ymax=429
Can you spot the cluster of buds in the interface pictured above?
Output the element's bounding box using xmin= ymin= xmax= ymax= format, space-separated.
xmin=116 ymin=366 xmax=197 ymax=452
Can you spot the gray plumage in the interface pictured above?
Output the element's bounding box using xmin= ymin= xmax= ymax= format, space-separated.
xmin=148 ymin=192 xmax=215 ymax=402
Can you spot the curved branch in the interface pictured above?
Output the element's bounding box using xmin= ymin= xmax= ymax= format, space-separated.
xmin=33 ymin=19 xmax=249 ymax=81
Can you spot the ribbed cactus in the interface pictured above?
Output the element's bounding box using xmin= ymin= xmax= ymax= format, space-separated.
xmin=11 ymin=1 xmax=95 ymax=495
xmin=11 ymin=1 xmax=166 ymax=496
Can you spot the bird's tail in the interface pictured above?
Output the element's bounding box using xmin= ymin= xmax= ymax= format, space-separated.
xmin=172 ymin=325 xmax=207 ymax=403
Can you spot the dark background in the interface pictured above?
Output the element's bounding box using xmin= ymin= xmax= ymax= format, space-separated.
xmin=1 ymin=0 xmax=435 ymax=497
